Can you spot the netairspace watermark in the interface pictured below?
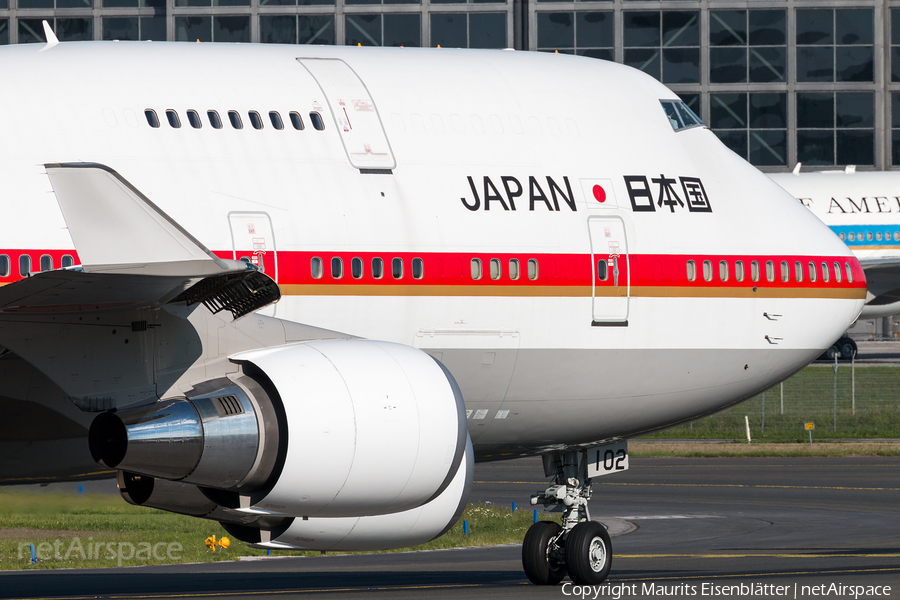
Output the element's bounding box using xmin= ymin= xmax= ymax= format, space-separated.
xmin=561 ymin=582 xmax=893 ymax=600
xmin=18 ymin=537 xmax=183 ymax=567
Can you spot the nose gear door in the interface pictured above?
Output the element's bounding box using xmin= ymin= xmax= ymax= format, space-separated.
xmin=588 ymin=217 xmax=629 ymax=325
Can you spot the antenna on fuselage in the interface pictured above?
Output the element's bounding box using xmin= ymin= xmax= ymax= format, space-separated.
xmin=41 ymin=20 xmax=59 ymax=50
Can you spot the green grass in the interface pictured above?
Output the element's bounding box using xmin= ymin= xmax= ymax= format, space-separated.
xmin=0 ymin=492 xmax=555 ymax=571
xmin=643 ymin=364 xmax=900 ymax=441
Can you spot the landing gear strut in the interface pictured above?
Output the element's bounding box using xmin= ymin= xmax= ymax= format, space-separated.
xmin=523 ymin=450 xmax=613 ymax=585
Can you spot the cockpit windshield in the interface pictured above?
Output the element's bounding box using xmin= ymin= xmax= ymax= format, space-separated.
xmin=660 ymin=99 xmax=704 ymax=132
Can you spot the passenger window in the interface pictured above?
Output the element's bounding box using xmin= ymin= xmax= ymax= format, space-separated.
xmin=413 ymin=258 xmax=424 ymax=280
xmin=310 ymin=257 xmax=323 ymax=279
xmin=509 ymin=259 xmax=520 ymax=280
xmin=310 ymin=112 xmax=325 ymax=131
xmin=331 ymin=257 xmax=343 ymax=279
xmin=290 ymin=112 xmax=304 ymax=130
xmin=187 ymin=110 xmax=202 ymax=129
xmin=839 ymin=232 xmax=846 ymax=241
xmin=845 ymin=262 xmax=853 ymax=283
xmin=895 ymin=232 xmax=900 ymax=241
xmin=867 ymin=232 xmax=873 ymax=241
xmin=735 ymin=260 xmax=744 ymax=282
xmin=19 ymin=255 xmax=31 ymax=277
xmin=848 ymin=232 xmax=856 ymax=242
xmin=808 ymin=262 xmax=817 ymax=283
xmin=686 ymin=260 xmax=696 ymax=282
xmin=876 ymin=232 xmax=883 ymax=241
xmin=750 ymin=261 xmax=760 ymax=282
xmin=249 ymin=111 xmax=264 ymax=130
xmin=351 ymin=257 xmax=363 ymax=279
xmin=779 ymin=261 xmax=788 ymax=282
xmin=392 ymin=257 xmax=403 ymax=279
xmin=834 ymin=262 xmax=842 ymax=283
xmin=269 ymin=112 xmax=284 ymax=130
xmin=144 ymin=109 xmax=160 ymax=128
xmin=208 ymin=110 xmax=223 ymax=129
xmin=228 ymin=111 xmax=243 ymax=129
xmin=0 ymin=254 xmax=9 ymax=277
xmin=598 ymin=260 xmax=608 ymax=281
xmin=821 ymin=262 xmax=830 ymax=283
xmin=471 ymin=258 xmax=482 ymax=280
xmin=166 ymin=110 xmax=181 ymax=128
xmin=372 ymin=258 xmax=384 ymax=279
xmin=719 ymin=260 xmax=728 ymax=282
xmin=490 ymin=258 xmax=501 ymax=280
xmin=795 ymin=261 xmax=803 ymax=282
xmin=528 ymin=259 xmax=538 ymax=280
xmin=765 ymin=260 xmax=774 ymax=282
xmin=702 ymin=260 xmax=712 ymax=282
xmin=40 ymin=255 xmax=52 ymax=272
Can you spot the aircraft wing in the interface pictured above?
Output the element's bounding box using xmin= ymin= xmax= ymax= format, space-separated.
xmin=0 ymin=163 xmax=279 ymax=319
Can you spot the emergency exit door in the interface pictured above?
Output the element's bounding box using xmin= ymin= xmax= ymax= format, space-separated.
xmin=228 ymin=211 xmax=278 ymax=281
xmin=588 ymin=217 xmax=629 ymax=325
xmin=298 ymin=58 xmax=396 ymax=170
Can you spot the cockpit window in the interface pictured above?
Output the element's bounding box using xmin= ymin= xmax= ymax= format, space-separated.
xmin=660 ymin=99 xmax=704 ymax=132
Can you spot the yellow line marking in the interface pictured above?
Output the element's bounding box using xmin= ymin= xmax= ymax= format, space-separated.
xmin=475 ymin=481 xmax=900 ymax=491
xmin=616 ymin=566 xmax=900 ymax=582
xmin=10 ymin=583 xmax=485 ymax=600
xmin=618 ymin=553 xmax=900 ymax=559
xmin=596 ymin=482 xmax=900 ymax=491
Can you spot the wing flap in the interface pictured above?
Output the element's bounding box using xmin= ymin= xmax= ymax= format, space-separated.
xmin=0 ymin=163 xmax=279 ymax=317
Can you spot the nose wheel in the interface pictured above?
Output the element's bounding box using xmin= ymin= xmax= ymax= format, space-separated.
xmin=566 ymin=521 xmax=612 ymax=584
xmin=522 ymin=521 xmax=566 ymax=585
xmin=523 ymin=449 xmax=615 ymax=586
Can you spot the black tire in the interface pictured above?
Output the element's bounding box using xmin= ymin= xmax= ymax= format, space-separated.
xmin=824 ymin=345 xmax=840 ymax=361
xmin=840 ymin=339 xmax=857 ymax=361
xmin=522 ymin=521 xmax=566 ymax=585
xmin=566 ymin=521 xmax=612 ymax=585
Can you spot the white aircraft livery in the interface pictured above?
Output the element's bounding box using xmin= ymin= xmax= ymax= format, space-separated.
xmin=0 ymin=36 xmax=865 ymax=586
xmin=770 ymin=169 xmax=900 ymax=343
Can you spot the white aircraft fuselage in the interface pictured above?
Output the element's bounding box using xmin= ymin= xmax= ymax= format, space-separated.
xmin=0 ymin=41 xmax=868 ymax=573
xmin=0 ymin=42 xmax=864 ymax=460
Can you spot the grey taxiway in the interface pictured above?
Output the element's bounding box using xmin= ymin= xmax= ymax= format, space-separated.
xmin=2 ymin=454 xmax=899 ymax=599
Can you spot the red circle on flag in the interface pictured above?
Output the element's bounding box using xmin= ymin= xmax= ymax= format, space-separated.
xmin=592 ymin=185 xmax=606 ymax=203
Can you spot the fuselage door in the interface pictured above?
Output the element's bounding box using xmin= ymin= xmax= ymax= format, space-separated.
xmin=228 ymin=212 xmax=278 ymax=316
xmin=588 ymin=216 xmax=629 ymax=324
xmin=298 ymin=58 xmax=396 ymax=170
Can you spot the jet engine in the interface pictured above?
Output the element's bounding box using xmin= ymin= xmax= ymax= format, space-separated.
xmin=90 ymin=339 xmax=469 ymax=520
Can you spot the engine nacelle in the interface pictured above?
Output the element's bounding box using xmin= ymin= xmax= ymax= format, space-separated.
xmin=89 ymin=339 xmax=468 ymax=519
xmin=115 ymin=471 xmax=294 ymax=537
xmin=225 ymin=436 xmax=473 ymax=551
xmin=231 ymin=340 xmax=467 ymax=518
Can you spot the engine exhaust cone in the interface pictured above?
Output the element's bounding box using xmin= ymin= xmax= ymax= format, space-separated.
xmin=88 ymin=400 xmax=204 ymax=481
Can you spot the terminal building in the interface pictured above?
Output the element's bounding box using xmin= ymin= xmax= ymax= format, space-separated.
xmin=0 ymin=1 xmax=895 ymax=172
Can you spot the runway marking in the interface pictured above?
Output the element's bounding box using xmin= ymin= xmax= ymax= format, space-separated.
xmin=11 ymin=583 xmax=485 ymax=600
xmin=617 ymin=552 xmax=900 ymax=558
xmin=596 ymin=482 xmax=900 ymax=491
xmin=476 ymin=480 xmax=900 ymax=490
xmin=615 ymin=566 xmax=900 ymax=583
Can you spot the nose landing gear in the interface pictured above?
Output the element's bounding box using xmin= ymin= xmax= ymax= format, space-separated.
xmin=523 ymin=449 xmax=614 ymax=585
